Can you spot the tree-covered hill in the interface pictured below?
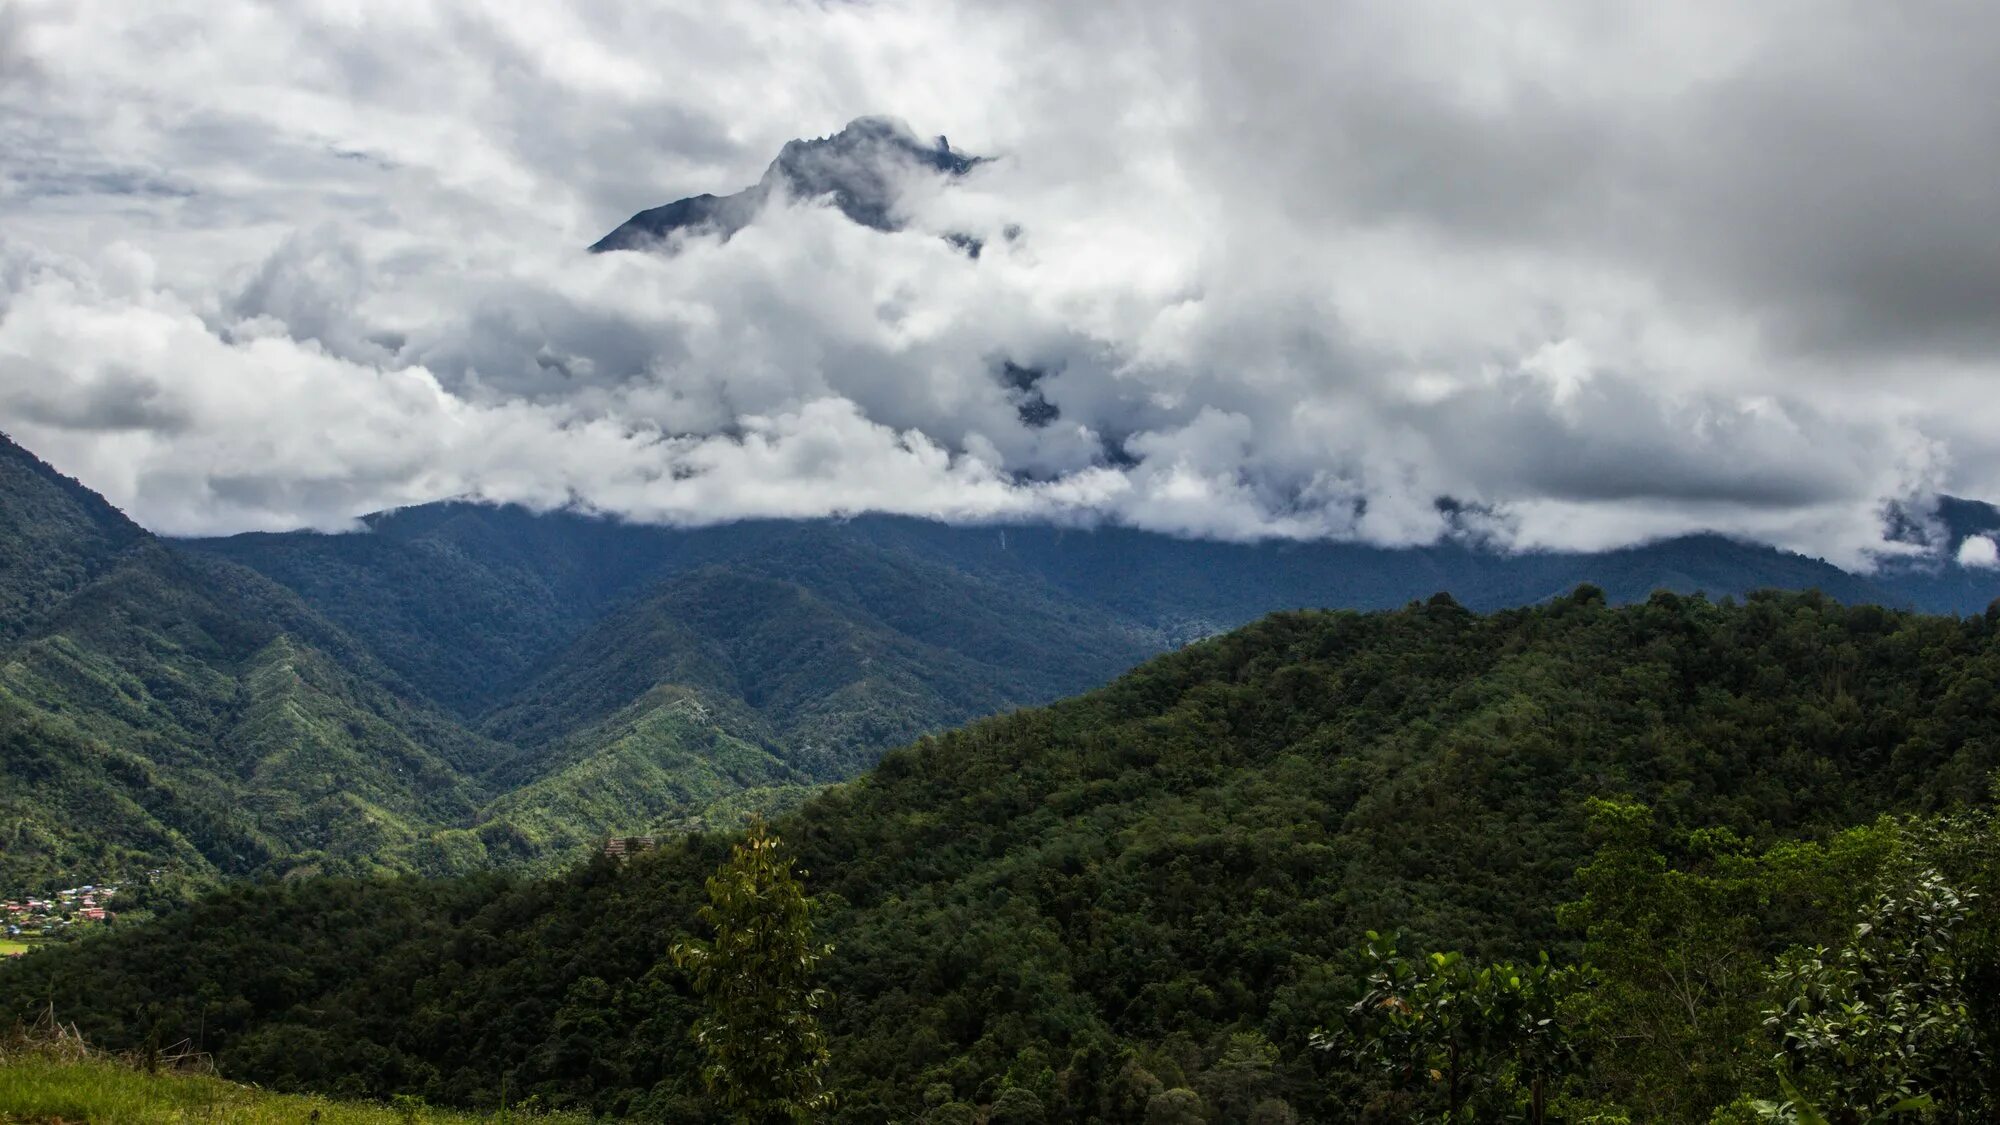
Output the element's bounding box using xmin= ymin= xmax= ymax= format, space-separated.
xmin=0 ymin=437 xmax=517 ymax=891
xmin=179 ymin=497 xmax=2000 ymax=872
xmin=8 ymin=591 xmax=1997 ymax=1121
xmin=184 ymin=503 xmax=691 ymax=717
xmin=0 ymin=433 xmax=148 ymax=645
xmin=185 ymin=501 xmax=2000 ymax=744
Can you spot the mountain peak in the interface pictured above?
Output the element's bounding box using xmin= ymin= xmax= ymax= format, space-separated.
xmin=589 ymin=116 xmax=981 ymax=253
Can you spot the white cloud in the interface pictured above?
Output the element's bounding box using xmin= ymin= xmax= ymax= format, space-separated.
xmin=1960 ymin=535 xmax=2000 ymax=569
xmin=0 ymin=0 xmax=1998 ymax=569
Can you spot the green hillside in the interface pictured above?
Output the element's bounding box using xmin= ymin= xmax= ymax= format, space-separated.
xmin=0 ymin=699 xmax=258 ymax=890
xmin=175 ymin=495 xmax=2000 ymax=879
xmin=0 ymin=435 xmax=1167 ymax=886
xmin=185 ymin=504 xmax=683 ymax=717
xmin=193 ymin=505 xmax=1979 ymax=745
xmin=0 ymin=434 xmax=147 ymax=646
xmin=488 ymin=564 xmax=1097 ymax=771
xmin=0 ymin=439 xmax=514 ymax=892
xmin=8 ymin=591 xmax=1996 ymax=1120
xmin=467 ymin=557 xmax=1134 ymax=862
xmin=470 ymin=686 xmax=815 ymax=860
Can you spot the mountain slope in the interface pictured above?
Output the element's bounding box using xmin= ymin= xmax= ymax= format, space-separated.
xmin=471 ymin=552 xmax=1159 ymax=853
xmin=188 ymin=503 xmax=682 ymax=716
xmin=14 ymin=416 xmax=1996 ymax=885
xmin=0 ymin=435 xmax=512 ymax=891
xmin=9 ymin=591 xmax=1997 ymax=1121
xmin=0 ymin=435 xmax=150 ymax=645
xmin=190 ymin=504 xmax=1981 ymax=747
xmin=180 ymin=501 xmax=2000 ymax=867
xmin=470 ymin=686 xmax=813 ymax=859
xmin=0 ymin=699 xmax=266 ymax=891
xmin=189 ymin=509 xmax=1173 ymax=854
xmin=483 ymin=534 xmax=1156 ymax=752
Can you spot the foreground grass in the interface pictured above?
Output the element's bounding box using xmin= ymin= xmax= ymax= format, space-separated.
xmin=0 ymin=1056 xmax=583 ymax=1124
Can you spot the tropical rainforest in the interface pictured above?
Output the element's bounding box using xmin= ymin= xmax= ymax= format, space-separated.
xmin=7 ymin=582 xmax=2000 ymax=1121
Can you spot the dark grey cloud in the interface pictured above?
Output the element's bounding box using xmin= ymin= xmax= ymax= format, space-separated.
xmin=1151 ymin=1 xmax=2000 ymax=360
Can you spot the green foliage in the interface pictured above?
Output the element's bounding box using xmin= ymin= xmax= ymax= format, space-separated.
xmin=0 ymin=436 xmax=1160 ymax=889
xmin=1559 ymin=800 xmax=1900 ymax=1118
xmin=989 ymin=1085 xmax=1049 ymax=1123
xmin=9 ymin=590 xmax=2000 ymax=1121
xmin=0 ymin=437 xmax=516 ymax=892
xmin=1757 ymin=1070 xmax=1931 ymax=1125
xmin=1761 ymin=869 xmax=1992 ymax=1122
xmin=0 ymin=1054 xmax=583 ymax=1124
xmin=1142 ymin=1087 xmax=1203 ymax=1123
xmin=1315 ymin=933 xmax=1577 ymax=1122
xmin=672 ymin=820 xmax=834 ymax=1123
xmin=1551 ymin=808 xmax=2000 ymax=1123
xmin=0 ymin=430 xmax=147 ymax=646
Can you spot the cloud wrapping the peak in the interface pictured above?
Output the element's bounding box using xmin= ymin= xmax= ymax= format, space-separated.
xmin=2 ymin=0 xmax=1999 ymax=568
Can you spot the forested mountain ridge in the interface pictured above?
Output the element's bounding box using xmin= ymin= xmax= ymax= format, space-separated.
xmin=5 ymin=422 xmax=1998 ymax=892
xmin=185 ymin=497 xmax=2000 ymax=845
xmin=7 ymin=590 xmax=1998 ymax=1121
xmin=188 ymin=501 xmax=2000 ymax=734
xmin=187 ymin=509 xmax=1172 ymax=861
xmin=0 ymin=436 xmax=516 ymax=891
xmin=0 ymin=437 xmax=1159 ymax=885
xmin=0 ymin=434 xmax=148 ymax=644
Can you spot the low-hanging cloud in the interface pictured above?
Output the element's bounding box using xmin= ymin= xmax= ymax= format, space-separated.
xmin=1962 ymin=536 xmax=2000 ymax=570
xmin=3 ymin=0 xmax=1999 ymax=571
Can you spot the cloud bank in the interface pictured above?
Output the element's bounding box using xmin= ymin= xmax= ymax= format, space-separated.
xmin=3 ymin=0 xmax=2000 ymax=569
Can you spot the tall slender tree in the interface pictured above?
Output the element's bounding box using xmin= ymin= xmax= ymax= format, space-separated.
xmin=672 ymin=818 xmax=834 ymax=1123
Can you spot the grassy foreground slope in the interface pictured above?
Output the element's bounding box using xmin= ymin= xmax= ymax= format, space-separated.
xmin=6 ymin=590 xmax=1998 ymax=1121
xmin=0 ymin=1056 xmax=583 ymax=1123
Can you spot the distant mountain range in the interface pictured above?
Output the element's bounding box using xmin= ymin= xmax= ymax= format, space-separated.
xmin=0 ymin=428 xmax=1994 ymax=891
xmin=189 ymin=497 xmax=2000 ymax=720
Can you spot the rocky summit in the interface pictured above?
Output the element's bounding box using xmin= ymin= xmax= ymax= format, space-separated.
xmin=589 ymin=115 xmax=982 ymax=252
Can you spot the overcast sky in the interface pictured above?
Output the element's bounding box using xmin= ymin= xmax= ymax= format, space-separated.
xmin=3 ymin=0 xmax=1998 ymax=568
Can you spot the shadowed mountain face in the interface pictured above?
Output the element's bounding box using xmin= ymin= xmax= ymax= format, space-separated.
xmin=185 ymin=502 xmax=2000 ymax=728
xmin=588 ymin=115 xmax=981 ymax=252
xmin=1872 ymin=495 xmax=2000 ymax=616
